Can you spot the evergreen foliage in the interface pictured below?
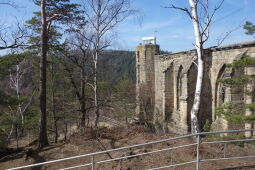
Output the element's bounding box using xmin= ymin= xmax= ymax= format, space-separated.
xmin=98 ymin=50 xmax=135 ymax=84
xmin=243 ymin=21 xmax=255 ymax=37
xmin=0 ymin=0 xmax=136 ymax=151
xmin=216 ymin=55 xmax=255 ymax=126
xmin=114 ymin=71 xmax=136 ymax=124
xmin=0 ymin=53 xmax=29 ymax=78
xmin=0 ymin=52 xmax=32 ymax=149
xmin=216 ymin=21 xmax=255 ymax=128
xmin=216 ymin=102 xmax=245 ymax=124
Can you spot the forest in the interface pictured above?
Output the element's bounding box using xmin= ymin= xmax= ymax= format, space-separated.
xmin=0 ymin=0 xmax=137 ymax=155
xmin=1 ymin=0 xmax=255 ymax=169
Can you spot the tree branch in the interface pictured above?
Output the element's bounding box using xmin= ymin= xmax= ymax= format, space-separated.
xmin=162 ymin=4 xmax=193 ymax=20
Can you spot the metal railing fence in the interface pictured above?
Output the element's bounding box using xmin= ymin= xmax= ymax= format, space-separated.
xmin=7 ymin=129 xmax=255 ymax=170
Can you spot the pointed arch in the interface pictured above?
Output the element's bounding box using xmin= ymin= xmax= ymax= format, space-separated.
xmin=215 ymin=64 xmax=227 ymax=109
xmin=165 ymin=63 xmax=174 ymax=121
xmin=231 ymin=65 xmax=245 ymax=108
xmin=177 ymin=65 xmax=183 ymax=110
xmin=187 ymin=63 xmax=197 ymax=131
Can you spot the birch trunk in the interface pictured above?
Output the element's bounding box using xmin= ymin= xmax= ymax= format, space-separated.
xmin=93 ymin=1 xmax=100 ymax=128
xmin=93 ymin=51 xmax=99 ymax=127
xmin=80 ymin=71 xmax=86 ymax=128
xmin=83 ymin=0 xmax=134 ymax=128
xmin=15 ymin=65 xmax=24 ymax=132
xmin=189 ymin=0 xmax=204 ymax=134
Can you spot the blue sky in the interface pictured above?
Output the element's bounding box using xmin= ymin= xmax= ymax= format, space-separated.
xmin=0 ymin=0 xmax=254 ymax=52
xmin=116 ymin=0 xmax=255 ymax=52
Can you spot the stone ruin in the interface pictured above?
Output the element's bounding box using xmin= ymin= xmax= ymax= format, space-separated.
xmin=136 ymin=39 xmax=255 ymax=137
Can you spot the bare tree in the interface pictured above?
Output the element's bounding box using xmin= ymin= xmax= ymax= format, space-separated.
xmin=164 ymin=0 xmax=224 ymax=133
xmin=138 ymin=83 xmax=154 ymax=127
xmin=0 ymin=1 xmax=28 ymax=148
xmin=62 ymin=30 xmax=95 ymax=129
xmin=0 ymin=1 xmax=27 ymax=50
xmin=0 ymin=24 xmax=27 ymax=50
xmin=82 ymin=0 xmax=136 ymax=127
xmin=0 ymin=0 xmax=17 ymax=7
xmin=7 ymin=57 xmax=35 ymax=148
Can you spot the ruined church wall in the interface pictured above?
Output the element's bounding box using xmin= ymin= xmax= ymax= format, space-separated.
xmin=154 ymin=51 xmax=202 ymax=134
xmin=210 ymin=45 xmax=255 ymax=132
xmin=136 ymin=40 xmax=255 ymax=135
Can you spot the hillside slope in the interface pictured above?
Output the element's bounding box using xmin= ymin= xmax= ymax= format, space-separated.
xmin=1 ymin=126 xmax=255 ymax=170
xmin=98 ymin=50 xmax=135 ymax=85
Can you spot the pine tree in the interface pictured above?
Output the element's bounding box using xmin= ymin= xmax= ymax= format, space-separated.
xmin=216 ymin=21 xmax=255 ymax=137
xmin=27 ymin=0 xmax=84 ymax=148
xmin=216 ymin=54 xmax=255 ymax=136
xmin=243 ymin=21 xmax=255 ymax=38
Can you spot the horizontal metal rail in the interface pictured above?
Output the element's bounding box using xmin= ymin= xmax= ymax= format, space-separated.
xmin=202 ymin=138 xmax=255 ymax=145
xmin=60 ymin=163 xmax=92 ymax=170
xmin=6 ymin=133 xmax=198 ymax=170
xmin=149 ymin=160 xmax=197 ymax=170
xmin=200 ymin=155 xmax=255 ymax=162
xmin=61 ymin=143 xmax=198 ymax=170
xmin=149 ymin=155 xmax=255 ymax=170
xmin=6 ymin=129 xmax=255 ymax=170
xmin=99 ymin=116 xmax=121 ymax=125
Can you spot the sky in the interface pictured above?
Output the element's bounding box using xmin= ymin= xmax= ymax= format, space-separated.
xmin=0 ymin=0 xmax=255 ymax=52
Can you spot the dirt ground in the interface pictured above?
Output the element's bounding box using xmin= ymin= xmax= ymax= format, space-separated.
xmin=1 ymin=125 xmax=255 ymax=170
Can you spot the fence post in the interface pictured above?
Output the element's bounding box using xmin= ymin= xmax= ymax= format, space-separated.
xmin=196 ymin=134 xmax=200 ymax=170
xmin=224 ymin=143 xmax=227 ymax=158
xmin=91 ymin=155 xmax=95 ymax=170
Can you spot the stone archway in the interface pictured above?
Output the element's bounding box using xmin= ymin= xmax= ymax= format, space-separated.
xmin=231 ymin=66 xmax=245 ymax=122
xmin=187 ymin=63 xmax=197 ymax=131
xmin=231 ymin=68 xmax=244 ymax=102
xmin=177 ymin=65 xmax=183 ymax=110
xmin=164 ymin=63 xmax=174 ymax=121
xmin=215 ymin=65 xmax=227 ymax=109
xmin=215 ymin=62 xmax=245 ymax=113
xmin=214 ymin=62 xmax=245 ymax=131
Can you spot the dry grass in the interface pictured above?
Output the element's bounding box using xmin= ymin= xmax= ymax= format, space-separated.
xmin=1 ymin=125 xmax=255 ymax=170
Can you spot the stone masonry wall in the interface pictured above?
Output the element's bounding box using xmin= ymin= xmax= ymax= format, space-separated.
xmin=136 ymin=41 xmax=255 ymax=135
xmin=136 ymin=44 xmax=159 ymax=123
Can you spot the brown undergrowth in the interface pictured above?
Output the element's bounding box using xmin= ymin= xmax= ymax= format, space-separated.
xmin=1 ymin=125 xmax=255 ymax=170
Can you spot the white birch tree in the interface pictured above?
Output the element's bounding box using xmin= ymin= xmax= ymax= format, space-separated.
xmin=7 ymin=57 xmax=35 ymax=148
xmin=82 ymin=0 xmax=136 ymax=127
xmin=165 ymin=0 xmax=224 ymax=133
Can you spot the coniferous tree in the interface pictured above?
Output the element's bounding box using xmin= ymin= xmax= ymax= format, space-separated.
xmin=243 ymin=21 xmax=255 ymax=38
xmin=216 ymin=55 xmax=255 ymax=136
xmin=215 ymin=21 xmax=255 ymax=137
xmin=27 ymin=0 xmax=84 ymax=148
